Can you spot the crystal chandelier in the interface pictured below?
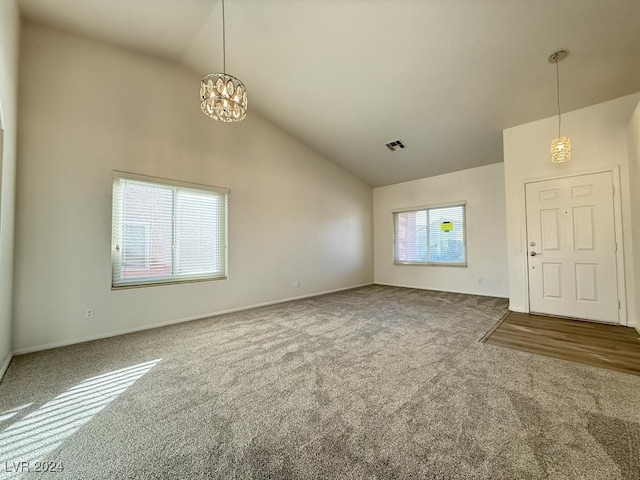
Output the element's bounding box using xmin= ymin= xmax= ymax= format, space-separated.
xmin=200 ymin=0 xmax=247 ymax=122
xmin=549 ymin=50 xmax=570 ymax=163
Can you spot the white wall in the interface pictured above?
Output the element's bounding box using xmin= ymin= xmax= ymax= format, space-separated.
xmin=503 ymin=93 xmax=640 ymax=328
xmin=373 ymin=163 xmax=509 ymax=298
xmin=13 ymin=23 xmax=373 ymax=353
xmin=627 ymin=102 xmax=640 ymax=332
xmin=0 ymin=0 xmax=20 ymax=376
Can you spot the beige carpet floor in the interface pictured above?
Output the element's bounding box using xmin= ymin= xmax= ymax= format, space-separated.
xmin=1 ymin=285 xmax=639 ymax=479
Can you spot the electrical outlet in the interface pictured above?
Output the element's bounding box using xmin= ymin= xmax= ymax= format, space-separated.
xmin=293 ymin=281 xmax=300 ymax=288
xmin=478 ymin=278 xmax=483 ymax=285
xmin=85 ymin=309 xmax=94 ymax=319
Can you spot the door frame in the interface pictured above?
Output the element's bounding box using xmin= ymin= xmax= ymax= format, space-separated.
xmin=522 ymin=165 xmax=627 ymax=326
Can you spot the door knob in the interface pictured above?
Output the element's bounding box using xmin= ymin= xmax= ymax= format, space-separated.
xmin=530 ymin=251 xmax=540 ymax=257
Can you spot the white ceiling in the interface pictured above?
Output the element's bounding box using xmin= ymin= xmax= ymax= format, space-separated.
xmin=18 ymin=0 xmax=640 ymax=186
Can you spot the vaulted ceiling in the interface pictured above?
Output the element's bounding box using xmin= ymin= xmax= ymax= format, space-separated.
xmin=17 ymin=0 xmax=640 ymax=186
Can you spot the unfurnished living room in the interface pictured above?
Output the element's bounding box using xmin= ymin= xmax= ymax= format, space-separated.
xmin=1 ymin=0 xmax=640 ymax=479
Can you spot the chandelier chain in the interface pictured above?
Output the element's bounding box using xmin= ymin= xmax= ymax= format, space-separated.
xmin=222 ymin=0 xmax=226 ymax=74
xmin=555 ymin=58 xmax=561 ymax=138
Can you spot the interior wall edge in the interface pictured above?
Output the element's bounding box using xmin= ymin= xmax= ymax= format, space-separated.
xmin=0 ymin=352 xmax=13 ymax=381
xmin=0 ymin=0 xmax=20 ymax=381
xmin=373 ymin=282 xmax=508 ymax=300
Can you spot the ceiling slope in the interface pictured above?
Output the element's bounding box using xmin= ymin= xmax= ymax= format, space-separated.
xmin=18 ymin=0 xmax=640 ymax=186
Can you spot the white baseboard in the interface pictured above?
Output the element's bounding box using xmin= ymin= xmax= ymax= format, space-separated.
xmin=13 ymin=282 xmax=375 ymax=355
xmin=373 ymin=281 xmax=508 ymax=299
xmin=0 ymin=352 xmax=13 ymax=381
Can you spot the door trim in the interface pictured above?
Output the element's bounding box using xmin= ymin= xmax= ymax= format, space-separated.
xmin=521 ymin=166 xmax=627 ymax=326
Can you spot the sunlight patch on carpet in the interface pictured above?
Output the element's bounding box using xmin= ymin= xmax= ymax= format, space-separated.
xmin=0 ymin=359 xmax=160 ymax=479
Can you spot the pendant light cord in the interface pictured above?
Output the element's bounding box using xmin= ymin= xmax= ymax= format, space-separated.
xmin=555 ymin=58 xmax=561 ymax=137
xmin=222 ymin=0 xmax=226 ymax=74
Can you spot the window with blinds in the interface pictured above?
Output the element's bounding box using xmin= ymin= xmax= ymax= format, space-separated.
xmin=111 ymin=172 xmax=228 ymax=288
xmin=394 ymin=202 xmax=467 ymax=266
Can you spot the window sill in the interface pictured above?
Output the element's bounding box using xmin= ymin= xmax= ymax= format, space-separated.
xmin=112 ymin=275 xmax=227 ymax=290
xmin=393 ymin=262 xmax=468 ymax=268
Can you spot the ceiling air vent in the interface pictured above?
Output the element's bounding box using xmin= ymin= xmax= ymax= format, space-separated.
xmin=385 ymin=140 xmax=406 ymax=151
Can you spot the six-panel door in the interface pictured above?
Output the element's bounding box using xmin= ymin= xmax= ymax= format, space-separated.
xmin=525 ymin=171 xmax=619 ymax=323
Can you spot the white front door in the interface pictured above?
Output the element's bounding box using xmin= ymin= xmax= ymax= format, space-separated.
xmin=525 ymin=171 xmax=619 ymax=323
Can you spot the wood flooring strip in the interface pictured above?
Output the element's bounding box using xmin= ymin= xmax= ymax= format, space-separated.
xmin=479 ymin=310 xmax=511 ymax=343
xmin=484 ymin=312 xmax=640 ymax=376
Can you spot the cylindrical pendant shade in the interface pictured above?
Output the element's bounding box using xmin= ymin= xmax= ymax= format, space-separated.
xmin=551 ymin=136 xmax=571 ymax=163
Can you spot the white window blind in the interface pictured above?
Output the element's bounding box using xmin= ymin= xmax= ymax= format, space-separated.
xmin=112 ymin=172 xmax=228 ymax=288
xmin=394 ymin=203 xmax=467 ymax=266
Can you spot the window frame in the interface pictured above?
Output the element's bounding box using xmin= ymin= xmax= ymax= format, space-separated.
xmin=393 ymin=201 xmax=467 ymax=267
xmin=111 ymin=171 xmax=229 ymax=289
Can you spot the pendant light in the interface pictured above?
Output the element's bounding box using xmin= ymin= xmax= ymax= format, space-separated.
xmin=549 ymin=50 xmax=570 ymax=163
xmin=200 ymin=0 xmax=247 ymax=122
